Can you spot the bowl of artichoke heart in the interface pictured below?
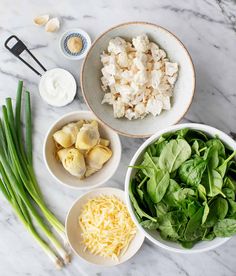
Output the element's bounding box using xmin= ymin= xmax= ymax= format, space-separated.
xmin=125 ymin=123 xmax=236 ymax=253
xmin=44 ymin=111 xmax=121 ymax=189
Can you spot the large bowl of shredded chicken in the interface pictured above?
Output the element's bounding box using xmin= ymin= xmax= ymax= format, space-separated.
xmin=81 ymin=22 xmax=195 ymax=138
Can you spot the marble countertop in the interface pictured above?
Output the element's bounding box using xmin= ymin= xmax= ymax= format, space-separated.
xmin=0 ymin=0 xmax=236 ymax=275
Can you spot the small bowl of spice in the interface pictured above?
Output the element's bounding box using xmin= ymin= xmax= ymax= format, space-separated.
xmin=59 ymin=28 xmax=91 ymax=60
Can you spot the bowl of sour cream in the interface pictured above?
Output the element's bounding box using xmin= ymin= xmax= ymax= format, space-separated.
xmin=39 ymin=68 xmax=77 ymax=107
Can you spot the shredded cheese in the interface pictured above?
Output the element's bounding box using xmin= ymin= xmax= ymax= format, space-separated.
xmin=79 ymin=195 xmax=136 ymax=260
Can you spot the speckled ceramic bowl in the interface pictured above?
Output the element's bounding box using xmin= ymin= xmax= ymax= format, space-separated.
xmin=81 ymin=22 xmax=195 ymax=138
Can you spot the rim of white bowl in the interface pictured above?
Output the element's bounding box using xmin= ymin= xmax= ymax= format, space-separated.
xmin=43 ymin=110 xmax=121 ymax=190
xmin=80 ymin=21 xmax=196 ymax=138
xmin=65 ymin=187 xmax=145 ymax=266
xmin=125 ymin=123 xmax=234 ymax=253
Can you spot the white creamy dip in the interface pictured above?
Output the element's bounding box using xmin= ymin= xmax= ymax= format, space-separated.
xmin=39 ymin=68 xmax=77 ymax=107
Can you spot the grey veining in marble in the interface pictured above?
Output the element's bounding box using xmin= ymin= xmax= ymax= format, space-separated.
xmin=0 ymin=0 xmax=236 ymax=275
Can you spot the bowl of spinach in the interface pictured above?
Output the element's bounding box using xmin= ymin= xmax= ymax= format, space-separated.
xmin=125 ymin=124 xmax=236 ymax=253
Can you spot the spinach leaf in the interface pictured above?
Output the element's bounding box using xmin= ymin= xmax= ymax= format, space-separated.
xmin=192 ymin=139 xmax=206 ymax=156
xmin=154 ymin=140 xmax=168 ymax=157
xmin=217 ymin=150 xmax=236 ymax=178
xmin=140 ymin=152 xmax=159 ymax=177
xmin=223 ymin=177 xmax=236 ymax=191
xmin=228 ymin=160 xmax=236 ymax=178
xmin=198 ymin=184 xmax=207 ymax=202
xmin=204 ymin=145 xmax=219 ymax=170
xmin=206 ymin=139 xmax=226 ymax=158
xmin=137 ymin=187 xmax=144 ymax=201
xmin=212 ymin=197 xmax=229 ymax=220
xmin=202 ymin=168 xmax=224 ymax=197
xmin=184 ymin=207 xmax=205 ymax=241
xmin=179 ymin=156 xmax=207 ymax=186
xmin=159 ymin=211 xmax=187 ymax=241
xmin=162 ymin=179 xmax=181 ymax=207
xmin=159 ymin=139 xmax=191 ymax=172
xmin=159 ymin=221 xmax=179 ymax=241
xmin=204 ymin=197 xmax=228 ymax=227
xmin=202 ymin=202 xmax=210 ymax=225
xmin=185 ymin=129 xmax=209 ymax=143
xmin=155 ymin=202 xmax=168 ymax=217
xmin=192 ymin=140 xmax=200 ymax=155
xmin=180 ymin=241 xmax=196 ymax=248
xmin=185 ymin=201 xmax=200 ymax=218
xmin=140 ymin=219 xmax=159 ymax=230
xmin=129 ymin=180 xmax=157 ymax=222
xmin=147 ymin=170 xmax=170 ymax=203
xmin=176 ymin=128 xmax=189 ymax=138
xmin=228 ymin=199 xmax=236 ymax=216
xmin=147 ymin=144 xmax=157 ymax=157
xmin=214 ymin=219 xmax=236 ymax=237
xmin=222 ymin=188 xmax=235 ymax=200
xmin=202 ymin=232 xmax=215 ymax=241
xmin=143 ymin=187 xmax=157 ymax=217
xmin=173 ymin=188 xmax=195 ymax=202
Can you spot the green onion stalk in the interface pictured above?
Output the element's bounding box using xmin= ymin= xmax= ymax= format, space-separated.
xmin=4 ymin=99 xmax=66 ymax=242
xmin=0 ymin=81 xmax=70 ymax=267
xmin=0 ymin=166 xmax=63 ymax=269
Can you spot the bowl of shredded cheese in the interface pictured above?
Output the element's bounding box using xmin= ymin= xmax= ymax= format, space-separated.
xmin=65 ymin=187 xmax=145 ymax=266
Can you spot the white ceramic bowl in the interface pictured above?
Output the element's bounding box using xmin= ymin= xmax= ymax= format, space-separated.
xmin=65 ymin=187 xmax=145 ymax=266
xmin=125 ymin=123 xmax=236 ymax=253
xmin=43 ymin=111 xmax=121 ymax=189
xmin=81 ymin=22 xmax=195 ymax=138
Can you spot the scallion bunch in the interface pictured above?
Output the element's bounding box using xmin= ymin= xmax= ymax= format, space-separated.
xmin=0 ymin=81 xmax=70 ymax=268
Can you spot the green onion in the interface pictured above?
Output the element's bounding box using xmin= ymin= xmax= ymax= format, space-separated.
xmin=25 ymin=91 xmax=32 ymax=165
xmin=0 ymin=81 xmax=70 ymax=267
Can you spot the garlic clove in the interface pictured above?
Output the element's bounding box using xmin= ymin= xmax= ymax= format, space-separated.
xmin=45 ymin=17 xmax=60 ymax=32
xmin=33 ymin=14 xmax=49 ymax=26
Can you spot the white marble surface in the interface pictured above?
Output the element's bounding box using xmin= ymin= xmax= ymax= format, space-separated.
xmin=0 ymin=0 xmax=236 ymax=275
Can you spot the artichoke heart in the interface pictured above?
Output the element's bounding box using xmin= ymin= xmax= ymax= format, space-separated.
xmin=75 ymin=120 xmax=100 ymax=150
xmin=62 ymin=120 xmax=84 ymax=144
xmin=53 ymin=130 xmax=73 ymax=148
xmin=53 ymin=120 xmax=84 ymax=148
xmin=58 ymin=148 xmax=86 ymax=178
xmin=99 ymin=138 xmax=110 ymax=147
xmin=85 ymin=167 xmax=98 ymax=177
xmin=86 ymin=145 xmax=112 ymax=170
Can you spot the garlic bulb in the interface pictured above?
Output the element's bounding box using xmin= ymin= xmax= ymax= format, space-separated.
xmin=75 ymin=121 xmax=100 ymax=150
xmin=58 ymin=148 xmax=86 ymax=178
xmin=45 ymin=17 xmax=60 ymax=32
xmin=86 ymin=145 xmax=112 ymax=170
xmin=33 ymin=15 xmax=49 ymax=26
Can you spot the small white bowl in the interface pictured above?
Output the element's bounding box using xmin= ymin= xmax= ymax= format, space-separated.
xmin=81 ymin=22 xmax=195 ymax=138
xmin=65 ymin=187 xmax=145 ymax=266
xmin=125 ymin=123 xmax=235 ymax=253
xmin=59 ymin=28 xmax=91 ymax=60
xmin=43 ymin=111 xmax=121 ymax=189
